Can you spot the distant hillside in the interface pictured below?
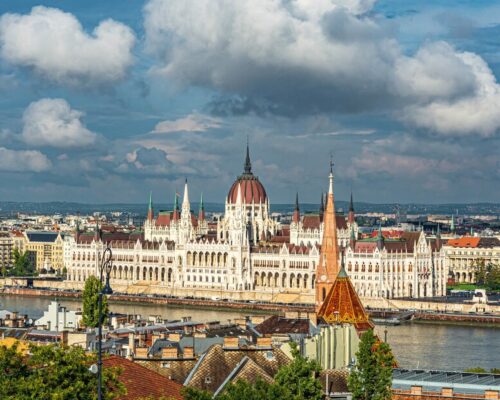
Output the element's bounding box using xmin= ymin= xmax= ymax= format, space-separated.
xmin=0 ymin=201 xmax=499 ymax=216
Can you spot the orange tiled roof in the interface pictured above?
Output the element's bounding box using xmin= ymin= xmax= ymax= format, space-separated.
xmin=103 ymin=355 xmax=183 ymax=400
xmin=447 ymin=237 xmax=481 ymax=248
xmin=317 ymin=267 xmax=374 ymax=333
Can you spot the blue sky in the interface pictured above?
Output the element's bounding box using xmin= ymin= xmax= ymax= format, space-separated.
xmin=0 ymin=0 xmax=499 ymax=205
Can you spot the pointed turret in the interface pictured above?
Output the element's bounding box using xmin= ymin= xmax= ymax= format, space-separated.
xmin=317 ymin=250 xmax=374 ymax=333
xmin=182 ymin=179 xmax=190 ymax=218
xmin=198 ymin=193 xmax=205 ymax=221
xmin=292 ymin=192 xmax=300 ymax=224
xmin=244 ymin=140 xmax=252 ymax=175
xmin=316 ymin=160 xmax=340 ymax=312
xmin=172 ymin=191 xmax=180 ymax=221
xmin=147 ymin=191 xmax=154 ymax=221
xmin=450 ymin=215 xmax=455 ymax=233
xmin=376 ymin=223 xmax=384 ymax=250
xmin=348 ymin=192 xmax=355 ymax=224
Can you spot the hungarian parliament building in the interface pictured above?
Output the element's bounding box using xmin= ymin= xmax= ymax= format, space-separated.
xmin=64 ymin=146 xmax=447 ymax=300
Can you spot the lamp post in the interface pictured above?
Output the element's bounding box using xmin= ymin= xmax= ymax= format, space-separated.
xmin=97 ymin=247 xmax=113 ymax=400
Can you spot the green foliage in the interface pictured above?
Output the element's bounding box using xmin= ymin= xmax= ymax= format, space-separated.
xmin=348 ymin=329 xmax=395 ymax=400
xmin=273 ymin=342 xmax=323 ymax=400
xmin=473 ymin=260 xmax=500 ymax=291
xmin=82 ymin=275 xmax=109 ymax=328
xmin=8 ymin=248 xmax=36 ymax=276
xmin=465 ymin=367 xmax=500 ymax=374
xmin=465 ymin=367 xmax=487 ymax=373
xmin=181 ymin=387 xmax=214 ymax=400
xmin=0 ymin=342 xmax=124 ymax=400
xmin=183 ymin=341 xmax=322 ymax=400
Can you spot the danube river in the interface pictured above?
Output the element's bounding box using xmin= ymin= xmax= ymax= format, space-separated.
xmin=1 ymin=295 xmax=498 ymax=371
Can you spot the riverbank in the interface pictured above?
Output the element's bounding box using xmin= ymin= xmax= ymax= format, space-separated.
xmin=2 ymin=287 xmax=499 ymax=326
xmin=0 ymin=286 xmax=311 ymax=314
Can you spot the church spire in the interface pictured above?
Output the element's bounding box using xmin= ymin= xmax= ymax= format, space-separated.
xmin=172 ymin=190 xmax=180 ymax=221
xmin=198 ymin=193 xmax=205 ymax=221
xmin=292 ymin=192 xmax=300 ymax=224
xmin=243 ymin=139 xmax=252 ymax=174
xmin=348 ymin=191 xmax=355 ymax=224
xmin=182 ymin=178 xmax=190 ymax=218
xmin=316 ymin=160 xmax=340 ymax=312
xmin=147 ymin=191 xmax=154 ymax=221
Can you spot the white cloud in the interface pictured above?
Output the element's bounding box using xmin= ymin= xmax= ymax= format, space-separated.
xmin=22 ymin=98 xmax=97 ymax=148
xmin=0 ymin=147 xmax=51 ymax=172
xmin=0 ymin=6 xmax=135 ymax=85
xmin=144 ymin=0 xmax=500 ymax=136
xmin=152 ymin=113 xmax=221 ymax=134
xmin=402 ymin=52 xmax=500 ymax=137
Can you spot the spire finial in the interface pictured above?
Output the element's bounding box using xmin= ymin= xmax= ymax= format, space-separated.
xmin=328 ymin=155 xmax=334 ymax=195
xmin=244 ymin=139 xmax=252 ymax=174
xmin=200 ymin=193 xmax=204 ymax=211
xmin=349 ymin=191 xmax=354 ymax=212
xmin=295 ymin=192 xmax=299 ymax=211
xmin=149 ymin=191 xmax=153 ymax=209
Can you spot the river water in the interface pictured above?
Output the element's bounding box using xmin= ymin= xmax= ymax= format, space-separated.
xmin=1 ymin=295 xmax=498 ymax=371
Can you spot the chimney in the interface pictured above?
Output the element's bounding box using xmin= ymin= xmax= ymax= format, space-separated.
xmin=410 ymin=386 xmax=422 ymax=395
xmin=135 ymin=348 xmax=148 ymax=358
xmin=168 ymin=333 xmax=181 ymax=342
xmin=161 ymin=347 xmax=179 ymax=359
xmin=234 ymin=318 xmax=247 ymax=329
xmin=485 ymin=391 xmax=499 ymax=400
xmin=441 ymin=388 xmax=453 ymax=396
xmin=256 ymin=337 xmax=272 ymax=348
xmin=128 ymin=333 xmax=135 ymax=356
xmin=223 ymin=337 xmax=239 ymax=349
xmin=183 ymin=346 xmax=194 ymax=359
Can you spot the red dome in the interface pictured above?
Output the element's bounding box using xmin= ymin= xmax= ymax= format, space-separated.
xmin=228 ymin=143 xmax=267 ymax=204
xmin=228 ymin=175 xmax=267 ymax=204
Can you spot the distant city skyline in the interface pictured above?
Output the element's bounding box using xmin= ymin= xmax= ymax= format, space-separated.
xmin=0 ymin=0 xmax=499 ymax=204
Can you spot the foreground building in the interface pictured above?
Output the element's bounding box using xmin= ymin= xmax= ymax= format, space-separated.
xmin=65 ymin=146 xmax=447 ymax=300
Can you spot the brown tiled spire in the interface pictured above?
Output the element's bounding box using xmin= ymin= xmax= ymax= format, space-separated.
xmin=292 ymin=192 xmax=300 ymax=224
xmin=317 ymin=251 xmax=374 ymax=333
xmin=315 ymin=160 xmax=340 ymax=312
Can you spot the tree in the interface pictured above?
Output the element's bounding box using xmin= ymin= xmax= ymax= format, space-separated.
xmin=348 ymin=329 xmax=395 ymax=400
xmin=0 ymin=342 xmax=124 ymax=400
xmin=9 ymin=248 xmax=35 ymax=276
xmin=273 ymin=341 xmax=323 ymax=400
xmin=82 ymin=275 xmax=109 ymax=328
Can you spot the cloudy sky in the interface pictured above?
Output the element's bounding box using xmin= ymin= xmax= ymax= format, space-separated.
xmin=0 ymin=0 xmax=499 ymax=205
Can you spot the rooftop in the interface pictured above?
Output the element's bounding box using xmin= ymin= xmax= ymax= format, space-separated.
xmin=392 ymin=369 xmax=500 ymax=395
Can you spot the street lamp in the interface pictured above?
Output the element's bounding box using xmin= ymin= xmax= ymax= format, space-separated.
xmin=97 ymin=247 xmax=113 ymax=400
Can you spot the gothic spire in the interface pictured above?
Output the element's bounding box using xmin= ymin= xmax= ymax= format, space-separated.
xmin=147 ymin=191 xmax=154 ymax=221
xmin=349 ymin=192 xmax=354 ymax=212
xmin=198 ymin=193 xmax=205 ymax=221
xmin=244 ymin=140 xmax=252 ymax=174
xmin=315 ymin=161 xmax=340 ymax=312
xmin=292 ymin=192 xmax=300 ymax=224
